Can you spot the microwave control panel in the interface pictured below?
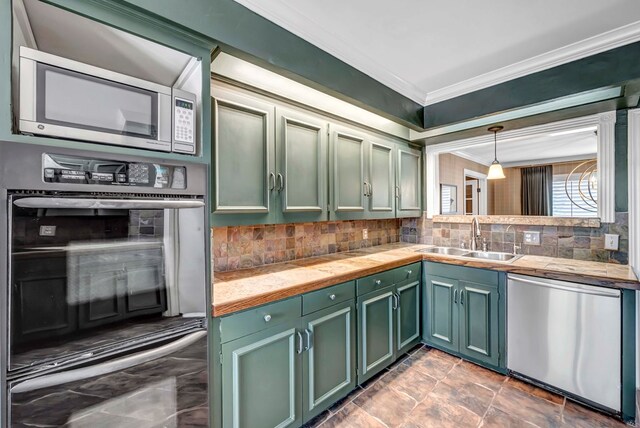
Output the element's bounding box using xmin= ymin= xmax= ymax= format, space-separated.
xmin=172 ymin=92 xmax=196 ymax=155
xmin=42 ymin=153 xmax=186 ymax=189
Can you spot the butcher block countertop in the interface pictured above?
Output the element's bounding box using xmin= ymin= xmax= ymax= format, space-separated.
xmin=212 ymin=243 xmax=639 ymax=317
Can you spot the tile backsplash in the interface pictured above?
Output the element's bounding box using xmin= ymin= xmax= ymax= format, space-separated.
xmin=212 ymin=219 xmax=400 ymax=272
xmin=401 ymin=212 xmax=629 ymax=264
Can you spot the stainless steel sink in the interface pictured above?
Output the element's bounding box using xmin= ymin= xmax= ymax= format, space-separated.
xmin=417 ymin=247 xmax=470 ymax=256
xmin=463 ymin=251 xmax=520 ymax=261
xmin=417 ymin=247 xmax=521 ymax=262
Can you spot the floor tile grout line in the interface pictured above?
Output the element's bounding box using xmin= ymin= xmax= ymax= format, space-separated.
xmin=477 ymin=377 xmax=507 ymax=427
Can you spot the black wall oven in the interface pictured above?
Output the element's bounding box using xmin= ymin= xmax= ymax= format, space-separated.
xmin=0 ymin=142 xmax=209 ymax=427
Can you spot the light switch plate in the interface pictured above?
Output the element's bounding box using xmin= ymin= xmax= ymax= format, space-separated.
xmin=604 ymin=233 xmax=619 ymax=251
xmin=523 ymin=231 xmax=541 ymax=246
xmin=362 ymin=228 xmax=368 ymax=240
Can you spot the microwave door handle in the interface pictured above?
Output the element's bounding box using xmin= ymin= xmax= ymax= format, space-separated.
xmin=13 ymin=197 xmax=205 ymax=210
xmin=10 ymin=330 xmax=206 ymax=394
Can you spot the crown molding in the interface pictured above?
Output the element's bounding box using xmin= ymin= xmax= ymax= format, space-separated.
xmin=424 ymin=20 xmax=640 ymax=106
xmin=231 ymin=0 xmax=427 ymax=104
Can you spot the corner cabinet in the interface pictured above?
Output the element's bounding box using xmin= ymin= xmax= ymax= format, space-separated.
xmin=220 ymin=283 xmax=356 ymax=427
xmin=356 ymin=263 xmax=421 ymax=383
xmin=396 ymin=145 xmax=422 ymax=218
xmin=423 ymin=261 xmax=505 ymax=371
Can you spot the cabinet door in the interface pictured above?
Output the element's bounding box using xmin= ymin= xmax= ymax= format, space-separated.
xmin=212 ymin=89 xmax=276 ymax=226
xmin=423 ymin=275 xmax=458 ymax=353
xmin=302 ymin=300 xmax=356 ymax=422
xmin=396 ymin=145 xmax=422 ymax=218
xmin=396 ymin=281 xmax=420 ymax=355
xmin=222 ymin=321 xmax=302 ymax=428
xmin=368 ymin=140 xmax=395 ymax=218
xmin=277 ymin=108 xmax=328 ymax=223
xmin=330 ymin=125 xmax=367 ymax=220
xmin=357 ymin=288 xmax=395 ymax=384
xmin=459 ymin=281 xmax=499 ymax=367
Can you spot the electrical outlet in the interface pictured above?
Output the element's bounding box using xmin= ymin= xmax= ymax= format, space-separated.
xmin=362 ymin=228 xmax=368 ymax=240
xmin=604 ymin=233 xmax=619 ymax=251
xmin=523 ymin=231 xmax=541 ymax=246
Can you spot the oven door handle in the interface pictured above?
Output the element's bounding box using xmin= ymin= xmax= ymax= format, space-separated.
xmin=13 ymin=197 xmax=205 ymax=210
xmin=10 ymin=330 xmax=206 ymax=393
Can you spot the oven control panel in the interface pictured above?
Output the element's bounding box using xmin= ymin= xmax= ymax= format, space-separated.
xmin=42 ymin=153 xmax=186 ymax=189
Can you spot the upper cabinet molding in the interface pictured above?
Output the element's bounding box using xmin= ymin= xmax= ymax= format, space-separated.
xmin=597 ymin=111 xmax=616 ymax=223
xmin=627 ymin=109 xmax=640 ymax=273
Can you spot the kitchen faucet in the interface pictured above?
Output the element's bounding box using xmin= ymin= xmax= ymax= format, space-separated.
xmin=470 ymin=216 xmax=481 ymax=251
xmin=505 ymin=225 xmax=521 ymax=254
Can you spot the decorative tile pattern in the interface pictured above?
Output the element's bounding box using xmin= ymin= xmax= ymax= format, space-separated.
xmin=212 ymin=219 xmax=400 ymax=272
xmin=401 ymin=212 xmax=629 ymax=264
xmin=305 ymin=346 xmax=628 ymax=428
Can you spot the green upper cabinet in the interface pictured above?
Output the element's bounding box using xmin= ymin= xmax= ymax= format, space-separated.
xmin=212 ymin=84 xmax=421 ymax=225
xmin=221 ymin=319 xmax=303 ymax=428
xmin=396 ymin=145 xmax=422 ymax=218
xmin=423 ymin=262 xmax=505 ymax=371
xmin=329 ymin=125 xmax=401 ymax=221
xmin=330 ymin=124 xmax=367 ymax=220
xmin=276 ymin=107 xmax=328 ymax=223
xmin=212 ymin=88 xmax=276 ymax=226
xmin=368 ymin=139 xmax=396 ymax=218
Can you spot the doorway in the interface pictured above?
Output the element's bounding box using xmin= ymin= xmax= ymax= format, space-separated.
xmin=463 ymin=169 xmax=488 ymax=215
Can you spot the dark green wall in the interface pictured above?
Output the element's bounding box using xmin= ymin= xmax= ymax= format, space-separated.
xmin=116 ymin=0 xmax=424 ymax=129
xmin=423 ymin=42 xmax=640 ymax=130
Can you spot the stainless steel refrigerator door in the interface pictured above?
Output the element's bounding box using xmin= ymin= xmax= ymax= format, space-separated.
xmin=507 ymin=274 xmax=621 ymax=411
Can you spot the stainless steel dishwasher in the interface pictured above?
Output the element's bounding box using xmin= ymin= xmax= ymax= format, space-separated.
xmin=507 ymin=274 xmax=621 ymax=411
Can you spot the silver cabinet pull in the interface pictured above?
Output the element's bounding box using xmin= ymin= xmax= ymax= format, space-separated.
xmin=296 ymin=331 xmax=303 ymax=354
xmin=269 ymin=172 xmax=276 ymax=190
xmin=395 ymin=186 xmax=400 ymax=199
xmin=363 ymin=181 xmax=370 ymax=196
xmin=392 ymin=293 xmax=399 ymax=310
xmin=454 ymin=289 xmax=458 ymax=303
xmin=304 ymin=329 xmax=312 ymax=351
xmin=460 ymin=290 xmax=465 ymax=305
xmin=263 ymin=314 xmax=272 ymax=323
xmin=329 ymin=294 xmax=336 ymax=301
xmin=277 ymin=173 xmax=285 ymax=191
xmin=367 ymin=183 xmax=373 ymax=197
xmin=375 ymin=279 xmax=382 ymax=286
xmin=407 ymin=270 xmax=412 ymax=276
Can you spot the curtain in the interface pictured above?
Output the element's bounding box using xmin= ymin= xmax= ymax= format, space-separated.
xmin=521 ymin=165 xmax=553 ymax=216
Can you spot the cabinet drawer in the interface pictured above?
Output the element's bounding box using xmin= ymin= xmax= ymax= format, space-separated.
xmin=303 ymin=281 xmax=355 ymax=315
xmin=357 ymin=269 xmax=396 ymax=296
xmin=220 ymin=297 xmax=301 ymax=343
xmin=425 ymin=261 xmax=498 ymax=286
xmin=395 ymin=262 xmax=421 ymax=284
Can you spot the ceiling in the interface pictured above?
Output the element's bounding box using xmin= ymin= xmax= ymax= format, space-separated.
xmin=233 ymin=0 xmax=640 ymax=105
xmin=451 ymin=128 xmax=597 ymax=167
xmin=17 ymin=0 xmax=194 ymax=86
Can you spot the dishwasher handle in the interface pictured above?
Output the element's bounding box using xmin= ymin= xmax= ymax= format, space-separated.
xmin=508 ymin=274 xmax=620 ymax=298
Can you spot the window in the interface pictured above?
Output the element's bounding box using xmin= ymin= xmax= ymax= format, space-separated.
xmin=552 ymin=173 xmax=597 ymax=217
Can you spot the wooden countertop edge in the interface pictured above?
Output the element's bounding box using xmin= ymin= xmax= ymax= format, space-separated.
xmin=212 ymin=254 xmax=423 ymax=316
xmin=212 ymin=251 xmax=639 ymax=317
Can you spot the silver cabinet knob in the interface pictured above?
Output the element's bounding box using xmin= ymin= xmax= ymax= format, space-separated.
xmin=375 ymin=280 xmax=382 ymax=286
xmin=264 ymin=314 xmax=272 ymax=322
xmin=407 ymin=270 xmax=412 ymax=275
xmin=329 ymin=294 xmax=336 ymax=301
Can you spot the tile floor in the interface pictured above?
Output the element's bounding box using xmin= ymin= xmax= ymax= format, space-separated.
xmin=305 ymin=345 xmax=629 ymax=428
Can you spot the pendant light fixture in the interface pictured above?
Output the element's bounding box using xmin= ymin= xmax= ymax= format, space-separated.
xmin=487 ymin=125 xmax=506 ymax=180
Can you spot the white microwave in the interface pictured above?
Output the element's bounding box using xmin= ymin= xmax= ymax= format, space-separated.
xmin=18 ymin=46 xmax=197 ymax=154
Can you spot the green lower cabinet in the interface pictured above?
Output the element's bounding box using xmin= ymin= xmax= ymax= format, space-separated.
xmin=423 ymin=262 xmax=504 ymax=371
xmin=357 ymin=287 xmax=395 ymax=384
xmin=396 ymin=280 xmax=421 ymax=355
xmin=222 ymin=320 xmax=302 ymax=428
xmin=221 ymin=299 xmax=357 ymax=427
xmin=424 ymin=275 xmax=459 ymax=354
xmin=459 ymin=281 xmax=500 ymax=367
xmin=302 ymin=300 xmax=356 ymax=420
